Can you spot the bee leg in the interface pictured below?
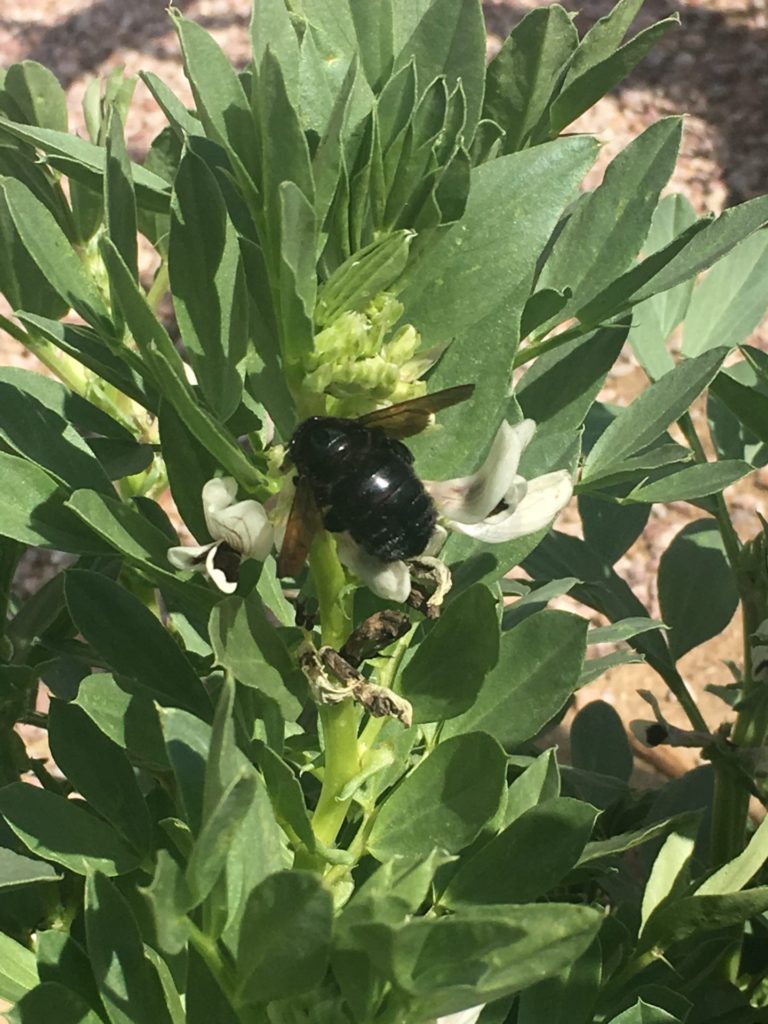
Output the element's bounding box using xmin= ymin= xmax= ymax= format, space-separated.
xmin=405 ymin=556 xmax=453 ymax=619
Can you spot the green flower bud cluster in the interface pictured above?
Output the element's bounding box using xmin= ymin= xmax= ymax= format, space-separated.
xmin=301 ymin=292 xmax=440 ymax=418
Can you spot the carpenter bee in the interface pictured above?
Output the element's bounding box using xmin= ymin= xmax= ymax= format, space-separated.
xmin=276 ymin=384 xmax=475 ymax=578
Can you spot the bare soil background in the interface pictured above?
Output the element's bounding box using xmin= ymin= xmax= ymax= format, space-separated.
xmin=1 ymin=0 xmax=768 ymax=784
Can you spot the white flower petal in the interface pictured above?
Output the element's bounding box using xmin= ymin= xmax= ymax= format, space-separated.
xmin=336 ymin=534 xmax=411 ymax=602
xmin=202 ymin=477 xmax=239 ymax=523
xmin=209 ymin=500 xmax=274 ymax=560
xmin=437 ymin=1006 xmax=485 ymax=1024
xmin=449 ymin=470 xmax=573 ymax=543
xmin=425 ymin=420 xmax=535 ymax=524
xmin=205 ymin=544 xmax=239 ymax=594
xmin=168 ymin=542 xmax=216 ymax=571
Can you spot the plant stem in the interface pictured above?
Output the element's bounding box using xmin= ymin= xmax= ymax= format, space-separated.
xmin=308 ymin=531 xmax=361 ymax=848
xmin=186 ymin=921 xmax=246 ymax=1022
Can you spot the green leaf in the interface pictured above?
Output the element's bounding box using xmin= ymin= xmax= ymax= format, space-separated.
xmin=697 ymin=815 xmax=768 ymax=896
xmin=683 ymin=229 xmax=768 ymax=356
xmin=0 ymin=382 xmax=113 ymax=495
xmin=582 ymin=348 xmax=727 ymax=482
xmin=251 ymin=0 xmax=300 ymax=98
xmin=392 ymin=0 xmax=485 ymax=142
xmin=0 ymin=451 xmax=107 ymax=553
xmin=483 ymin=6 xmax=578 ymax=153
xmin=501 ymin=577 xmax=581 ymax=631
xmin=538 ymin=119 xmax=682 ymax=321
xmin=4 ymin=61 xmax=68 ymax=131
xmin=578 ymin=815 xmax=691 ymax=866
xmin=276 ymin=179 xmax=317 ymax=365
xmin=626 ymin=194 xmax=768 ymax=307
xmin=35 ymin=931 xmax=103 ymax=1017
xmin=85 ymin=872 xmax=175 ymax=1024
xmin=48 ymin=699 xmax=152 ymax=855
xmin=399 ymin=584 xmax=499 ymax=723
xmin=639 ymin=887 xmax=768 ymax=956
xmin=622 ymin=460 xmax=752 ymax=504
xmin=139 ymin=70 xmax=202 ymax=137
xmin=143 ymin=850 xmax=193 ymax=956
xmin=523 ymin=531 xmax=673 ymax=676
xmin=358 ymin=903 xmax=602 ymax=1017
xmin=563 ymin=0 xmax=644 ymax=81
xmin=517 ymin=937 xmax=601 ymax=1024
xmin=104 ymin=110 xmax=138 ymax=281
xmin=0 ymin=186 xmax=69 ymax=319
xmin=0 ymin=846 xmax=59 ymax=891
xmin=442 ymin=610 xmax=587 ymax=747
xmin=606 ymin=1001 xmax=681 ymax=1024
xmin=0 ymin=784 xmax=140 ymax=876
xmin=658 ymin=521 xmax=738 ymax=661
xmin=443 ymin=798 xmax=598 ymax=905
xmin=0 ymin=118 xmax=170 ymax=212
xmin=209 ymin=591 xmax=303 ymax=720
xmin=517 ymin=322 xmax=630 ymax=436
xmin=710 ymin=361 xmax=768 ymax=448
xmin=367 ymin=732 xmax=506 ymax=861
xmin=571 ymin=700 xmax=633 ymax=781
xmin=171 ymin=12 xmax=258 ymax=179
xmin=186 ymin=767 xmax=258 ymax=905
xmin=629 ymin=193 xmax=698 ymax=380
xmin=579 ymin=494 xmax=650 ymax=565
xmin=253 ymin=740 xmax=315 ymax=852
xmin=402 ymin=136 xmax=599 ymax=479
xmin=587 ymin=617 xmax=666 ymax=645
xmin=503 ymin=749 xmax=561 ymax=826
xmin=16 ymin=313 xmax=152 ymax=409
xmin=65 ymin=490 xmax=198 ymax=589
xmin=549 ymin=17 xmax=678 ymax=135
xmin=1 ymin=178 xmax=113 ymax=335
xmin=0 ymin=931 xmax=38 ymax=1004
xmin=75 ymin=672 xmax=169 ymax=772
xmin=64 ymin=569 xmax=211 ymax=717
xmin=158 ymin=401 xmax=218 ymax=542
xmin=579 ymin=650 xmax=645 ymax=686
xmin=169 ymin=148 xmax=248 ymax=419
xmin=234 ymin=870 xmax=333 ymax=1006
xmin=8 ymin=982 xmax=103 ymax=1024
xmin=158 ymin=708 xmax=288 ymax=938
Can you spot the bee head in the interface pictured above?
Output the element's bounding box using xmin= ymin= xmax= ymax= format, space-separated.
xmin=290 ymin=416 xmax=357 ymax=473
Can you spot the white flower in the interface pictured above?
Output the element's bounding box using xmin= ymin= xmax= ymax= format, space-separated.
xmin=436 ymin=1006 xmax=485 ymax=1024
xmin=335 ymin=532 xmax=412 ymax=603
xmin=425 ymin=419 xmax=573 ymax=544
xmin=168 ymin=477 xmax=273 ymax=594
xmin=339 ymin=419 xmax=573 ymax=601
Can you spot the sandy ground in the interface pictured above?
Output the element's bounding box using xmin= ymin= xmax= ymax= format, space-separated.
xmin=1 ymin=0 xmax=768 ymax=786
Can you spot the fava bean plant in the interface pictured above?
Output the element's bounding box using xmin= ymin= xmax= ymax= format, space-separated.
xmin=1 ymin=1 xmax=768 ymax=1022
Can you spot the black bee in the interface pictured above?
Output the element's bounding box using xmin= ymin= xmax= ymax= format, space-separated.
xmin=276 ymin=384 xmax=475 ymax=578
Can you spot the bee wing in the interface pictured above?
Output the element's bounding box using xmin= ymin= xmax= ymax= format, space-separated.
xmin=276 ymin=476 xmax=322 ymax=579
xmin=357 ymin=384 xmax=475 ymax=438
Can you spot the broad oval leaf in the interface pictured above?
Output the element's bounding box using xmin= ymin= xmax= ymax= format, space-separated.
xmin=658 ymin=520 xmax=738 ymax=661
xmin=400 ymin=584 xmax=499 ymax=723
xmin=442 ymin=797 xmax=598 ymax=906
xmin=234 ymin=870 xmax=333 ymax=1006
xmin=442 ymin=609 xmax=587 ymax=747
xmin=0 ymin=784 xmax=139 ymax=876
xmin=367 ymin=732 xmax=506 ymax=862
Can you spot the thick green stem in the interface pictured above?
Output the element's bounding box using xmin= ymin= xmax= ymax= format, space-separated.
xmin=186 ymin=922 xmax=247 ymax=1023
xmin=308 ymin=531 xmax=361 ymax=848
